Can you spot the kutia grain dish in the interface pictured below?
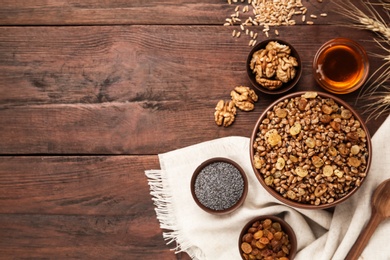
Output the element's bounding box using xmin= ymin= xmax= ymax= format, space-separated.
xmin=250 ymin=91 xmax=372 ymax=209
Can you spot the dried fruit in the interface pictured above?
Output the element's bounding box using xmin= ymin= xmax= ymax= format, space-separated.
xmin=321 ymin=104 xmax=333 ymax=114
xmin=348 ymin=157 xmax=361 ymax=167
xmin=320 ymin=114 xmax=331 ymax=123
xmin=241 ymin=242 xmax=252 ymax=254
xmin=351 ymin=145 xmax=360 ymax=155
xmin=298 ymin=97 xmax=308 ymax=111
xmin=341 ymin=109 xmax=353 ymax=119
xmin=346 ymin=132 xmax=360 ymax=143
xmin=314 ymin=183 xmax=327 ymax=197
xmin=302 ymin=91 xmax=318 ymax=99
xmin=289 ymin=122 xmax=301 ymax=135
xmin=312 ymin=156 xmax=324 ymax=168
xmin=254 ymin=230 xmax=264 ymax=240
xmin=323 ymin=165 xmax=334 ymax=176
xmin=266 ymin=129 xmax=282 ymax=146
xmin=253 ymin=155 xmax=264 ymax=169
xmin=330 ymin=120 xmax=341 ymax=131
xmin=214 ymin=100 xmax=236 ymax=127
xmin=334 ymin=169 xmax=344 ymax=178
xmin=295 ymin=166 xmax=308 ymax=177
xmin=240 ymin=218 xmax=292 ymax=260
xmin=275 ymin=157 xmax=286 ymax=170
xmin=275 ymin=108 xmax=287 ymax=118
xmin=305 ymin=137 xmax=316 ymax=148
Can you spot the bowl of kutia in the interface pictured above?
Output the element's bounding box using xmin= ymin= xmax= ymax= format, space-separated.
xmin=250 ymin=91 xmax=372 ymax=209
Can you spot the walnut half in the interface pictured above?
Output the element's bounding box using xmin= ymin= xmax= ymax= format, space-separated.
xmin=230 ymin=86 xmax=258 ymax=111
xmin=214 ymin=100 xmax=237 ymax=127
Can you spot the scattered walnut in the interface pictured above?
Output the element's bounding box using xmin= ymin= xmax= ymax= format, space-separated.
xmin=230 ymin=86 xmax=258 ymax=111
xmin=251 ymin=41 xmax=299 ymax=90
xmin=214 ymin=100 xmax=236 ymax=127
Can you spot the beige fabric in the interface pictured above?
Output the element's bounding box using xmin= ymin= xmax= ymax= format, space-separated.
xmin=145 ymin=115 xmax=390 ymax=260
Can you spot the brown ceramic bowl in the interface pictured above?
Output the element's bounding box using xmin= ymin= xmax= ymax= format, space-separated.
xmin=238 ymin=215 xmax=297 ymax=260
xmin=250 ymin=91 xmax=372 ymax=209
xmin=191 ymin=157 xmax=248 ymax=214
xmin=247 ymin=39 xmax=302 ymax=95
xmin=313 ymin=38 xmax=369 ymax=94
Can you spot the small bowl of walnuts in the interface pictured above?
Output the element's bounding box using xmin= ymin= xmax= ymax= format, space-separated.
xmin=247 ymin=39 xmax=302 ymax=95
xmin=191 ymin=157 xmax=248 ymax=214
xmin=250 ymin=91 xmax=372 ymax=209
xmin=239 ymin=215 xmax=297 ymax=260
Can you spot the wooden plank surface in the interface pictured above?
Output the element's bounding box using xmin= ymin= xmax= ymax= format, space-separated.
xmin=0 ymin=0 xmax=330 ymax=25
xmin=0 ymin=156 xmax=170 ymax=259
xmin=0 ymin=25 xmax=387 ymax=154
xmin=0 ymin=0 xmax=388 ymax=259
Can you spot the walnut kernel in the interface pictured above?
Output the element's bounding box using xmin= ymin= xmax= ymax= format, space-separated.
xmin=214 ymin=100 xmax=236 ymax=127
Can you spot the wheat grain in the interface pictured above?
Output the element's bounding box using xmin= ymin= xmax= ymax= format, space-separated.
xmin=223 ymin=0 xmax=325 ymax=45
xmin=334 ymin=0 xmax=390 ymax=119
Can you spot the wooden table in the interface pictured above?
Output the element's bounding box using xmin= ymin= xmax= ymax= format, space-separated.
xmin=0 ymin=1 xmax=388 ymax=259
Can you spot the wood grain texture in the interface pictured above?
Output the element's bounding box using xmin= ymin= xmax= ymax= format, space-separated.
xmin=0 ymin=155 xmax=179 ymax=259
xmin=0 ymin=156 xmax=159 ymax=215
xmin=0 ymin=0 xmax=330 ymax=25
xmin=0 ymin=1 xmax=388 ymax=259
xmin=0 ymin=25 xmax=387 ymax=154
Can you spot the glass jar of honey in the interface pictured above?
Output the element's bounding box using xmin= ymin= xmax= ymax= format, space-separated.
xmin=313 ymin=38 xmax=369 ymax=94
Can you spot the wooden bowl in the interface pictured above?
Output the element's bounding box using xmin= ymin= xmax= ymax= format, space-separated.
xmin=191 ymin=157 xmax=248 ymax=214
xmin=250 ymin=91 xmax=372 ymax=209
xmin=238 ymin=215 xmax=297 ymax=260
xmin=247 ymin=39 xmax=302 ymax=95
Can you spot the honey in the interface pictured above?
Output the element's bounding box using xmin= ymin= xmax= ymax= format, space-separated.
xmin=313 ymin=38 xmax=369 ymax=94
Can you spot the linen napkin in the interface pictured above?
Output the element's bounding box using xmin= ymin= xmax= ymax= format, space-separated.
xmin=145 ymin=115 xmax=390 ymax=260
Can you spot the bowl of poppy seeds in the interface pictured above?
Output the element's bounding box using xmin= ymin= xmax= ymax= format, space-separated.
xmin=191 ymin=157 xmax=248 ymax=214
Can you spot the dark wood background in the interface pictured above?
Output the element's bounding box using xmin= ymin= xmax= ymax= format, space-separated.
xmin=0 ymin=0 xmax=387 ymax=259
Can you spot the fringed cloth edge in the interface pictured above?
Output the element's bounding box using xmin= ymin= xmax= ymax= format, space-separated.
xmin=145 ymin=170 xmax=205 ymax=260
